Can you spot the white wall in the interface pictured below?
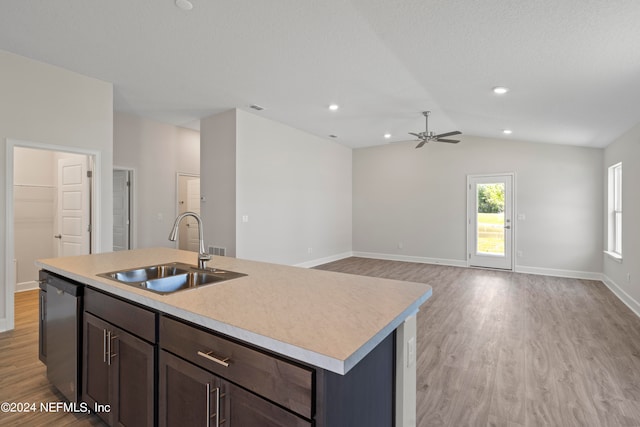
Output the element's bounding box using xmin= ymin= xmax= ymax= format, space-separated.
xmin=13 ymin=148 xmax=56 ymax=287
xmin=1 ymin=50 xmax=113 ymax=329
xmin=353 ymin=136 xmax=603 ymax=276
xmin=603 ymin=122 xmax=640 ymax=315
xmin=113 ymin=111 xmax=200 ymax=249
xmin=235 ymin=109 xmax=352 ymax=266
xmin=200 ymin=109 xmax=353 ymax=266
xmin=200 ymin=109 xmax=237 ymax=257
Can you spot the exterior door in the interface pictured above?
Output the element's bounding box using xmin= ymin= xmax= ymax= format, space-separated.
xmin=113 ymin=169 xmax=131 ymax=251
xmin=56 ymin=156 xmax=90 ymax=256
xmin=467 ymin=174 xmax=513 ymax=270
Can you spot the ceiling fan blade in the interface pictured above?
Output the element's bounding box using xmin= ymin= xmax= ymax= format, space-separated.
xmin=435 ymin=131 xmax=462 ymax=138
xmin=415 ymin=139 xmax=428 ymax=148
xmin=436 ymin=138 xmax=460 ymax=143
xmin=408 ymin=132 xmax=422 ymax=138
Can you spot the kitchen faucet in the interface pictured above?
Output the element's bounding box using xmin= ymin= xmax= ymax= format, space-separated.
xmin=168 ymin=211 xmax=212 ymax=270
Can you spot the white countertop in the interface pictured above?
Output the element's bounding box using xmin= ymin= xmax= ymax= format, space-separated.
xmin=37 ymin=248 xmax=431 ymax=374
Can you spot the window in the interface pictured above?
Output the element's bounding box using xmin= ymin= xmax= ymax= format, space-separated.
xmin=606 ymin=162 xmax=622 ymax=259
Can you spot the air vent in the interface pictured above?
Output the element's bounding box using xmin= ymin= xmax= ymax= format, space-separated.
xmin=250 ymin=104 xmax=264 ymax=111
xmin=208 ymin=246 xmax=226 ymax=256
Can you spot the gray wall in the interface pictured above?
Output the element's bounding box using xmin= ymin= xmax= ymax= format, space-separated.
xmin=113 ymin=111 xmax=200 ymax=249
xmin=603 ymin=121 xmax=640 ymax=314
xmin=353 ymin=135 xmax=603 ymax=276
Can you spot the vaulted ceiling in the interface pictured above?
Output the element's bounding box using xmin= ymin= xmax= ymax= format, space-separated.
xmin=2 ymin=0 xmax=640 ymax=148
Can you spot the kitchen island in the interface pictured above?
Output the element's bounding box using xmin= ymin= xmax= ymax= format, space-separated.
xmin=37 ymin=248 xmax=431 ymax=426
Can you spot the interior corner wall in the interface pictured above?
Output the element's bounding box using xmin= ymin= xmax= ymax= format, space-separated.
xmin=603 ymin=121 xmax=640 ymax=312
xmin=353 ymin=135 xmax=603 ymax=275
xmin=235 ymin=109 xmax=352 ymax=266
xmin=0 ymin=49 xmax=113 ymax=324
xmin=200 ymin=109 xmax=237 ymax=257
xmin=113 ymin=112 xmax=200 ymax=249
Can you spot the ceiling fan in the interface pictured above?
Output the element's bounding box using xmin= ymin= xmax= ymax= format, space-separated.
xmin=409 ymin=111 xmax=462 ymax=148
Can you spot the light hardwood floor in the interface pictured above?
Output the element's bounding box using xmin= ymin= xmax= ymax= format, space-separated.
xmin=0 ymin=290 xmax=105 ymax=426
xmin=316 ymin=258 xmax=640 ymax=427
xmin=3 ymin=260 xmax=640 ymax=426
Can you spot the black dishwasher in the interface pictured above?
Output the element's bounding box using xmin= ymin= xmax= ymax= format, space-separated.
xmin=43 ymin=271 xmax=83 ymax=403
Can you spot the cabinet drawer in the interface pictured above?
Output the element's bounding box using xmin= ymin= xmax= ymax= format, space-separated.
xmin=85 ymin=288 xmax=156 ymax=342
xmin=160 ymin=315 xmax=313 ymax=419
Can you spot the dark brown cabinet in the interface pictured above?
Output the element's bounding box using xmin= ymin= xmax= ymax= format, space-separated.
xmin=83 ymin=289 xmax=156 ymax=427
xmin=159 ymin=350 xmax=310 ymax=427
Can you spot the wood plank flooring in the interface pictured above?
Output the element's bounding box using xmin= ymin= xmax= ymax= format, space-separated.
xmin=4 ymin=260 xmax=640 ymax=426
xmin=0 ymin=290 xmax=105 ymax=426
xmin=315 ymin=258 xmax=640 ymax=427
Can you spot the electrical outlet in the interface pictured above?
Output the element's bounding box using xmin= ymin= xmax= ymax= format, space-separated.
xmin=307 ymin=247 xmax=313 ymax=254
xmin=517 ymin=250 xmax=523 ymax=257
xmin=398 ymin=242 xmax=403 ymax=249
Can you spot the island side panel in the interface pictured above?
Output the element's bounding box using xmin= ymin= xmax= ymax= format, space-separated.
xmin=315 ymin=331 xmax=395 ymax=427
xmin=395 ymin=313 xmax=417 ymax=427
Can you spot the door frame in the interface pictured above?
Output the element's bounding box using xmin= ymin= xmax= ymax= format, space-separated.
xmin=5 ymin=138 xmax=101 ymax=331
xmin=466 ymin=172 xmax=516 ymax=270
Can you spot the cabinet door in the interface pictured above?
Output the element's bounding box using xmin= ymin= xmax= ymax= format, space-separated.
xmin=83 ymin=312 xmax=154 ymax=427
xmin=224 ymin=381 xmax=311 ymax=427
xmin=160 ymin=350 xmax=311 ymax=427
xmin=159 ymin=350 xmax=221 ymax=427
xmin=83 ymin=312 xmax=111 ymax=424
xmin=111 ymin=325 xmax=155 ymax=427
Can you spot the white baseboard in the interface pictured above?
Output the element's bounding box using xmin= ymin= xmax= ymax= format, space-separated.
xmin=294 ymin=252 xmax=353 ymax=268
xmin=15 ymin=280 xmax=38 ymax=293
xmin=352 ymin=251 xmax=468 ymax=268
xmin=602 ymin=274 xmax=640 ymax=318
xmin=514 ymin=265 xmax=602 ymax=280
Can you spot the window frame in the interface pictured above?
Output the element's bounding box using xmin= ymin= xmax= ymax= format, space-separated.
xmin=605 ymin=162 xmax=622 ymax=261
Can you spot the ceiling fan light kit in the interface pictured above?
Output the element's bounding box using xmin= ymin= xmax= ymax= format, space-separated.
xmin=409 ymin=111 xmax=462 ymax=148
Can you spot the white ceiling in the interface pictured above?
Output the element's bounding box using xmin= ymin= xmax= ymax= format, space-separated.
xmin=2 ymin=0 xmax=640 ymax=149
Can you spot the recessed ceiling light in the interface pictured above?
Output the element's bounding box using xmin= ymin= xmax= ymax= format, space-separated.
xmin=175 ymin=0 xmax=193 ymax=10
xmin=503 ymin=129 xmax=513 ymax=135
xmin=249 ymin=104 xmax=265 ymax=111
xmin=493 ymin=86 xmax=509 ymax=95
xmin=329 ymin=134 xmax=338 ymax=138
xmin=384 ymin=133 xmax=391 ymax=139
xmin=328 ymin=104 xmax=339 ymax=111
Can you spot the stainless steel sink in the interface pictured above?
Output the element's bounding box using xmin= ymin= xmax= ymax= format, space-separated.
xmin=107 ymin=264 xmax=190 ymax=283
xmin=99 ymin=262 xmax=246 ymax=295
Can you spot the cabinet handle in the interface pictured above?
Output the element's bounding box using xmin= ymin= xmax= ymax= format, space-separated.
xmin=103 ymin=329 xmax=108 ymax=363
xmin=40 ymin=294 xmax=45 ymax=321
xmin=197 ymin=351 xmax=230 ymax=367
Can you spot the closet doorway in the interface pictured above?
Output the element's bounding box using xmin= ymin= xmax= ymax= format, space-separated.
xmin=13 ymin=147 xmax=92 ymax=290
xmin=6 ymin=139 xmax=99 ymax=332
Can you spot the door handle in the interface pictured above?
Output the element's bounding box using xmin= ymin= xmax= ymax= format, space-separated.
xmin=54 ymin=234 xmax=62 ymax=239
xmin=504 ymin=225 xmax=511 ymax=229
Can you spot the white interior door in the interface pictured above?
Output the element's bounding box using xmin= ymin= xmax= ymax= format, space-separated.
xmin=177 ymin=174 xmax=201 ymax=252
xmin=467 ymin=174 xmax=513 ymax=270
xmin=113 ymin=169 xmax=130 ymax=251
xmin=57 ymin=156 xmax=90 ymax=256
